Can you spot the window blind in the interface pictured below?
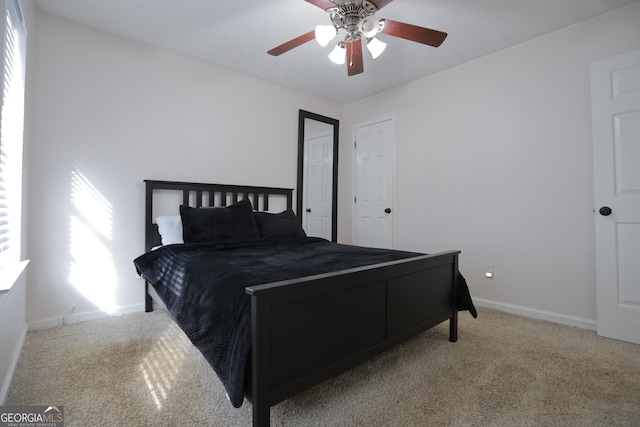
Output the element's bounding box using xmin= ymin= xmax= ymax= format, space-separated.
xmin=0 ymin=0 xmax=26 ymax=269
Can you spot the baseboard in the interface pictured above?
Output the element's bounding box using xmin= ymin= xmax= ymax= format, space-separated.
xmin=28 ymin=303 xmax=146 ymax=331
xmin=473 ymin=297 xmax=597 ymax=331
xmin=0 ymin=324 xmax=27 ymax=404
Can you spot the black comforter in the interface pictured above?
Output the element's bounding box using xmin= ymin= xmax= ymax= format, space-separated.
xmin=134 ymin=237 xmax=476 ymax=408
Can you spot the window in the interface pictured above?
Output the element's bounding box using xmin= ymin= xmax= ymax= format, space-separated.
xmin=0 ymin=0 xmax=27 ymax=270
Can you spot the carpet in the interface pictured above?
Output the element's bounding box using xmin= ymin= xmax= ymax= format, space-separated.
xmin=6 ymin=308 xmax=640 ymax=426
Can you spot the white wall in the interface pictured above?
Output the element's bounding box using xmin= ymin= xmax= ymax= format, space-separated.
xmin=341 ymin=2 xmax=640 ymax=326
xmin=25 ymin=11 xmax=341 ymax=327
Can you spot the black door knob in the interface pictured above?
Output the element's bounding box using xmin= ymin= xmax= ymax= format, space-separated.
xmin=306 ymin=208 xmax=311 ymax=213
xmin=599 ymin=206 xmax=612 ymax=216
xmin=384 ymin=208 xmax=392 ymax=214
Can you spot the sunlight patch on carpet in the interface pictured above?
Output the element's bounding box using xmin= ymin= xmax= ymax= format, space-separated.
xmin=138 ymin=322 xmax=189 ymax=410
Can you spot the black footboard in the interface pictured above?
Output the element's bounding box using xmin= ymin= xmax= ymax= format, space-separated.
xmin=246 ymin=250 xmax=460 ymax=427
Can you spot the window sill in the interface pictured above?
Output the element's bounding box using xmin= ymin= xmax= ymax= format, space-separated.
xmin=0 ymin=259 xmax=30 ymax=294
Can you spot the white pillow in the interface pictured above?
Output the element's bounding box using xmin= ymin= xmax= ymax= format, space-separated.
xmin=155 ymin=214 xmax=183 ymax=245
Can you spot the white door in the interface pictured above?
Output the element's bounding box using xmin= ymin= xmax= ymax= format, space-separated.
xmin=591 ymin=49 xmax=640 ymax=345
xmin=353 ymin=118 xmax=395 ymax=248
xmin=303 ymin=133 xmax=333 ymax=240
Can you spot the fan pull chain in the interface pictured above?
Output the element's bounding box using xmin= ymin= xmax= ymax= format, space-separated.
xmin=349 ymin=42 xmax=353 ymax=66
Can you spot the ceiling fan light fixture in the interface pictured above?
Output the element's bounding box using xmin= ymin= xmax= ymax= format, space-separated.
xmin=328 ymin=43 xmax=346 ymax=65
xmin=366 ymin=37 xmax=387 ymax=59
xmin=315 ymin=24 xmax=337 ymax=47
xmin=359 ymin=15 xmax=380 ymax=39
xmin=267 ymin=0 xmax=448 ymax=76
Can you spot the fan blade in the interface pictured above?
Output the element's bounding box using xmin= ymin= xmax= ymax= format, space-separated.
xmin=380 ymin=19 xmax=447 ymax=47
xmin=304 ymin=0 xmax=336 ymax=10
xmin=369 ymin=0 xmax=394 ymax=10
xmin=268 ymin=30 xmax=316 ymax=56
xmin=347 ymin=39 xmax=364 ymax=76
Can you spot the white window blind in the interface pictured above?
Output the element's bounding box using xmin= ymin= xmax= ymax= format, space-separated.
xmin=0 ymin=0 xmax=26 ymax=269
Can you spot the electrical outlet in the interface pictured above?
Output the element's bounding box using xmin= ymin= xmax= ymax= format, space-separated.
xmin=484 ymin=263 xmax=495 ymax=279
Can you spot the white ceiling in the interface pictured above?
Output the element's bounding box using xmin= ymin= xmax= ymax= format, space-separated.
xmin=35 ymin=0 xmax=637 ymax=104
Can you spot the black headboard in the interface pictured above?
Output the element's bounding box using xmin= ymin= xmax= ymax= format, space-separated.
xmin=144 ymin=180 xmax=294 ymax=252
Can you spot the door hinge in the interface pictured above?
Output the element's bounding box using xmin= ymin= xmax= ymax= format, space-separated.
xmin=354 ymin=140 xmax=357 ymax=149
xmin=354 ymin=196 xmax=357 ymax=203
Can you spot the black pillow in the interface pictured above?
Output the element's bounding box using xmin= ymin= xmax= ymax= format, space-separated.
xmin=180 ymin=199 xmax=260 ymax=243
xmin=254 ymin=209 xmax=306 ymax=238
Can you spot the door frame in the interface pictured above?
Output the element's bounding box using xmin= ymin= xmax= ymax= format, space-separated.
xmin=297 ymin=110 xmax=339 ymax=242
xmin=351 ymin=115 xmax=397 ymax=246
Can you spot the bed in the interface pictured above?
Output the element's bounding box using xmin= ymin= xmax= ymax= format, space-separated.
xmin=134 ymin=180 xmax=476 ymax=427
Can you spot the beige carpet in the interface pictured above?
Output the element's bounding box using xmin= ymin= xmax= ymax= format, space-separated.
xmin=6 ymin=307 xmax=640 ymax=426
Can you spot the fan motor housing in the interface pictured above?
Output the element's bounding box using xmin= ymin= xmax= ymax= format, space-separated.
xmin=329 ymin=0 xmax=378 ymax=36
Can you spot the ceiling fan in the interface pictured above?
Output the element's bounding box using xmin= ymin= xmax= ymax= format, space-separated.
xmin=267 ymin=0 xmax=447 ymax=76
